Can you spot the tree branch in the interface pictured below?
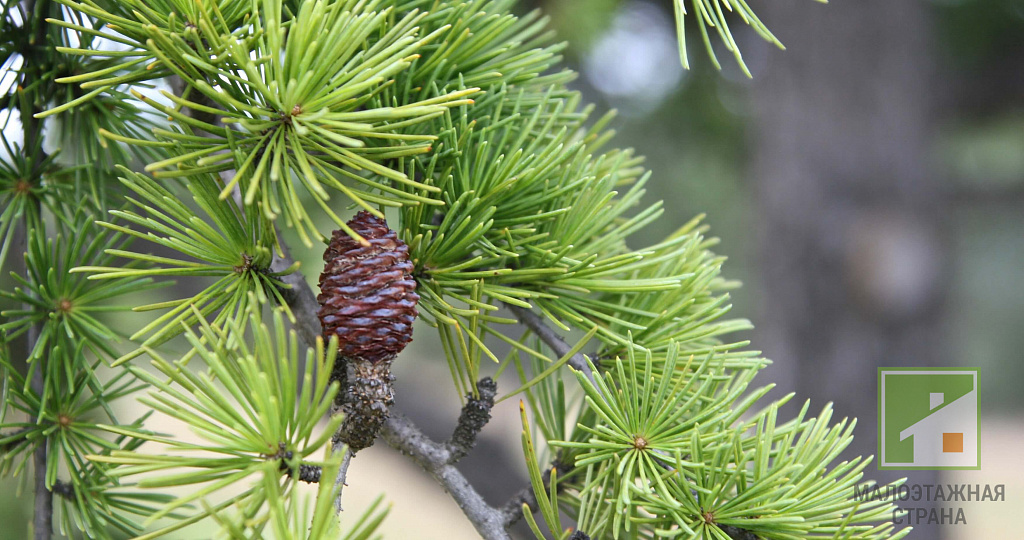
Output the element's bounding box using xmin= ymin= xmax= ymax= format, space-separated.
xmin=498 ymin=460 xmax=570 ymax=528
xmin=499 ymin=307 xmax=762 ymax=539
xmin=332 ymin=448 xmax=352 ymax=512
xmin=22 ymin=0 xmax=53 ymax=536
xmin=269 ymin=243 xmax=323 ymax=350
xmin=277 ymin=458 xmax=324 ymax=484
xmin=30 ymin=332 xmax=50 ymax=540
xmin=379 ymin=413 xmax=510 ymax=540
xmin=291 ymin=464 xmax=324 ymax=484
xmin=498 ymin=482 xmax=538 ymax=528
xmin=504 ymin=303 xmax=595 ymax=384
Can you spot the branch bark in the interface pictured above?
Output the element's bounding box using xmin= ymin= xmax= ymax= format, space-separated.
xmin=50 ymin=480 xmax=74 ymax=500
xmin=269 ymin=241 xmax=323 ymax=350
xmin=499 ymin=457 xmax=584 ymax=529
xmin=379 ymin=414 xmax=510 ymax=540
xmin=332 ymin=448 xmax=352 ymax=512
xmin=498 ymin=485 xmax=534 ymax=529
xmin=503 ymin=303 xmax=595 ymax=384
xmin=30 ymin=325 xmax=50 ymax=540
xmin=22 ymin=0 xmax=53 ymax=536
xmin=498 ymin=461 xmax=561 ymax=528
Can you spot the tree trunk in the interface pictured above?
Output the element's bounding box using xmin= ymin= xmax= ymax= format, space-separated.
xmin=750 ymin=1 xmax=947 ymax=538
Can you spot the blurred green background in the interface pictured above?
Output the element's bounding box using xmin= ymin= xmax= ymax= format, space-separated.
xmin=2 ymin=0 xmax=1022 ymax=538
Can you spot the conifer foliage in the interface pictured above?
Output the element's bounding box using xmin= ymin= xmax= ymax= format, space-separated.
xmin=0 ymin=0 xmax=908 ymax=538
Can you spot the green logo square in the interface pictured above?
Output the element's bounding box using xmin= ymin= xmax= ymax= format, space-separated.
xmin=878 ymin=368 xmax=980 ymax=470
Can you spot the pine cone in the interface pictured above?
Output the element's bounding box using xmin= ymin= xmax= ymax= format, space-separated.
xmin=317 ymin=211 xmax=419 ymax=452
xmin=317 ymin=211 xmax=419 ymax=363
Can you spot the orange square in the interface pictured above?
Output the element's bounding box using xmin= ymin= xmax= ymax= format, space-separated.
xmin=943 ymin=432 xmax=963 ymax=453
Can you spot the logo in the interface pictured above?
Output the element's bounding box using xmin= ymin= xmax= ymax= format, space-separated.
xmin=878 ymin=368 xmax=979 ymax=470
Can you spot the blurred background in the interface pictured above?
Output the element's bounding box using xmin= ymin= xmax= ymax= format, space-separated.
xmin=524 ymin=1 xmax=1024 ymax=538
xmin=2 ymin=0 xmax=1022 ymax=538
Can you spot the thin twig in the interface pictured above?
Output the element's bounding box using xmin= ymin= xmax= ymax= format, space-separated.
xmin=504 ymin=303 xmax=595 ymax=384
xmin=498 ymin=483 xmax=536 ymax=528
xmin=296 ymin=464 xmax=323 ymax=483
xmin=380 ymin=414 xmax=510 ymax=540
xmin=332 ymin=447 xmax=353 ymax=512
xmin=276 ymin=449 xmax=323 ymax=484
xmin=498 ymin=461 xmax=570 ymax=528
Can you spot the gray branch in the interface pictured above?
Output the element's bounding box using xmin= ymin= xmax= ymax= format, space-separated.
xmin=269 ymin=244 xmax=323 ymax=350
xmin=498 ymin=489 xmax=534 ymax=529
xmin=281 ymin=463 xmax=324 ymax=484
xmin=380 ymin=413 xmax=510 ymax=540
xmin=50 ymin=480 xmax=75 ymax=500
xmin=498 ymin=461 xmax=561 ymax=528
xmin=23 ymin=0 xmax=53 ymax=537
xmin=504 ymin=303 xmax=595 ymax=384
xmin=332 ymin=447 xmax=353 ymax=512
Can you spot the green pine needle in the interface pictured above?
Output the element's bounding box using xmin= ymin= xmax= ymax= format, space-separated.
xmin=89 ymin=307 xmax=345 ymax=537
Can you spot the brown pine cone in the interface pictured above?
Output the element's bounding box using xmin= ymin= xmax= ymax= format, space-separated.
xmin=317 ymin=211 xmax=419 ymax=363
xmin=317 ymin=211 xmax=419 ymax=451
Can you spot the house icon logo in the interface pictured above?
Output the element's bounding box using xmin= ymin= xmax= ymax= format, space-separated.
xmin=878 ymin=368 xmax=979 ymax=470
